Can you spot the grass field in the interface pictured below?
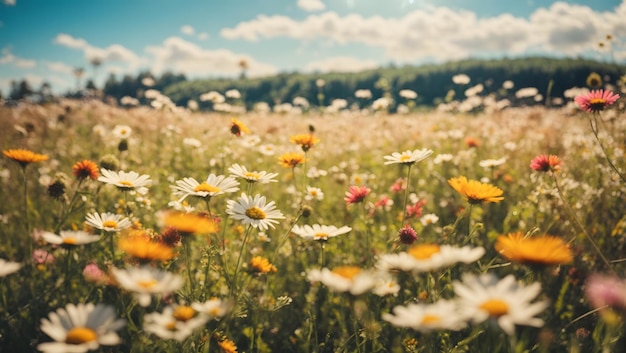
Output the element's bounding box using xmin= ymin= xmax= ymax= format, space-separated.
xmin=0 ymin=96 xmax=624 ymax=353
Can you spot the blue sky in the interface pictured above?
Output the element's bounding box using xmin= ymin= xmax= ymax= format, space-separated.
xmin=0 ymin=0 xmax=624 ymax=94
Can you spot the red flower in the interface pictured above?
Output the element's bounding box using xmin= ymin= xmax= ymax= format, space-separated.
xmin=72 ymin=160 xmax=100 ymax=180
xmin=574 ymin=89 xmax=619 ymax=113
xmin=530 ymin=155 xmax=561 ymax=172
xmin=344 ymin=185 xmax=371 ymax=205
xmin=398 ymin=224 xmax=418 ymax=245
xmin=406 ymin=200 xmax=426 ymax=219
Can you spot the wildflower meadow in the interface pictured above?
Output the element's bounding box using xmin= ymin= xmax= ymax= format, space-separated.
xmin=0 ymin=84 xmax=625 ymax=353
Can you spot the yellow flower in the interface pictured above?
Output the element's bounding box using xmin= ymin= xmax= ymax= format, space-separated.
xmin=249 ymin=256 xmax=277 ymax=274
xmin=218 ymin=338 xmax=238 ymax=353
xmin=290 ymin=134 xmax=319 ymax=152
xmin=3 ymin=148 xmax=48 ymax=168
xmin=495 ymin=232 xmax=573 ymax=265
xmin=163 ymin=212 xmax=217 ymax=235
xmin=448 ymin=176 xmax=504 ymax=204
xmin=118 ymin=232 xmax=175 ymax=262
xmin=230 ymin=118 xmax=249 ymax=137
xmin=278 ymin=152 xmax=305 ymax=168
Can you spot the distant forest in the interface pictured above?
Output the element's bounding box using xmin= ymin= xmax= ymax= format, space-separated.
xmin=5 ymin=57 xmax=625 ymax=109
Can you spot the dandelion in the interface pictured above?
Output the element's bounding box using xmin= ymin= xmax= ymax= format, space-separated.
xmin=85 ymin=212 xmax=132 ymax=232
xmin=344 ymin=185 xmax=371 ymax=205
xmin=118 ymin=234 xmax=175 ymax=262
xmin=0 ymin=258 xmax=22 ymax=277
xmin=574 ymin=89 xmax=620 ymax=113
xmin=453 ymin=273 xmax=549 ymax=336
xmin=98 ymin=169 xmax=152 ymax=192
xmin=383 ymin=300 xmax=467 ymax=332
xmin=228 ymin=164 xmax=278 ymax=184
xmin=171 ymin=174 xmax=240 ymax=202
xmin=41 ymin=230 xmax=100 ymax=247
xmin=111 ymin=266 xmax=184 ymax=307
xmin=307 ymin=266 xmax=377 ymax=295
xmin=530 ymin=154 xmax=562 ymax=172
xmin=292 ymin=224 xmax=352 ymax=242
xmin=377 ymin=244 xmax=485 ymax=273
xmin=143 ymin=305 xmax=208 ymax=341
xmin=448 ymin=176 xmax=504 ymax=204
xmin=230 ymin=118 xmax=249 ymax=136
xmin=3 ymin=148 xmax=48 ymax=168
xmin=72 ymin=160 xmax=99 ymax=180
xmin=249 ymin=256 xmax=277 ymax=273
xmin=383 ymin=148 xmax=433 ymax=165
xmin=162 ymin=212 xmax=217 ymax=235
xmin=37 ymin=303 xmax=126 ymax=353
xmin=495 ymin=232 xmax=573 ymax=266
xmin=226 ymin=193 xmax=285 ymax=231
xmin=278 ymin=152 xmax=305 ymax=168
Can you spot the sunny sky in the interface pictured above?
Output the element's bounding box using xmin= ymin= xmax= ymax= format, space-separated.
xmin=0 ymin=0 xmax=624 ymax=94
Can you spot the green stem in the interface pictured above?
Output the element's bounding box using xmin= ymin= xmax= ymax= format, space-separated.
xmin=22 ymin=167 xmax=32 ymax=258
xmin=400 ymin=165 xmax=413 ymax=227
xmin=184 ymin=237 xmax=195 ymax=298
xmin=231 ymin=225 xmax=252 ymax=296
xmin=319 ymin=242 xmax=325 ymax=268
xmin=589 ymin=113 xmax=626 ymax=184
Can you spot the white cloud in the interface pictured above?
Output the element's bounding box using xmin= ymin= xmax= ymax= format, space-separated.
xmin=198 ymin=32 xmax=209 ymax=40
xmin=145 ymin=36 xmax=277 ymax=78
xmin=3 ymin=0 xmax=16 ymax=6
xmin=305 ymin=56 xmax=378 ymax=73
xmin=47 ymin=61 xmax=74 ymax=74
xmin=0 ymin=49 xmax=36 ymax=69
xmin=181 ymin=25 xmax=195 ymax=36
xmin=53 ymin=33 xmax=145 ymax=70
xmin=298 ymin=0 xmax=325 ymax=12
xmin=221 ymin=2 xmax=626 ymax=62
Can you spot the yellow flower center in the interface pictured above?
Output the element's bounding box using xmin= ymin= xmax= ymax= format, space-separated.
xmin=209 ymin=307 xmax=222 ymax=317
xmin=407 ymin=244 xmax=441 ymax=260
xmin=166 ymin=321 xmax=176 ymax=331
xmin=245 ymin=207 xmax=266 ymax=220
xmin=194 ymin=182 xmax=221 ymax=193
xmin=421 ymin=314 xmax=440 ymax=324
xmin=62 ymin=237 xmax=78 ymax=245
xmin=400 ymin=155 xmax=412 ymax=162
xmin=332 ymin=266 xmax=362 ymax=279
xmin=589 ymin=98 xmax=607 ymax=105
xmin=65 ymin=327 xmax=97 ymax=344
xmin=118 ymin=180 xmax=133 ymax=187
xmin=102 ymin=220 xmax=118 ymax=229
xmin=173 ymin=306 xmax=196 ymax=322
xmin=479 ymin=299 xmax=509 ymax=317
xmin=137 ymin=279 xmax=158 ymax=289
xmin=313 ymin=232 xmax=329 ymax=240
xmin=244 ymin=172 xmax=261 ymax=179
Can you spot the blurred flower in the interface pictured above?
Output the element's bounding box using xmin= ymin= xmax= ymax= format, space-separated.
xmin=292 ymin=224 xmax=352 ymax=242
xmin=372 ymin=97 xmax=392 ymax=111
xmin=495 ymin=232 xmax=573 ymax=265
xmin=515 ymin=87 xmax=539 ymax=99
xmin=448 ymin=176 xmax=504 ymax=204
xmin=37 ymin=303 xmax=126 ymax=353
xmin=112 ymin=125 xmax=132 ymax=139
xmin=420 ymin=213 xmax=439 ymax=226
xmin=99 ymin=154 xmax=120 ymax=171
xmin=33 ymin=249 xmax=55 ymax=264
xmin=530 ymin=155 xmax=561 ymax=172
xmin=383 ymin=300 xmax=467 ymax=332
xmin=377 ymin=244 xmax=484 ymax=273
xmin=397 ymin=224 xmax=418 ymax=245
xmin=465 ymin=137 xmax=480 ymax=148
xmin=355 ymin=89 xmax=372 ymax=99
xmin=384 ymin=148 xmax=433 ymax=165
xmin=290 ymin=134 xmax=320 ymax=152
xmin=218 ymin=338 xmax=238 ymax=353
xmin=2 ymin=148 xmax=48 ymax=168
xmin=85 ymin=212 xmax=132 ymax=232
xmin=72 ymin=160 xmax=99 ymax=180
xmin=171 ymin=174 xmax=240 ymax=202
xmin=163 ymin=212 xmax=217 ymax=235
xmin=111 ymin=266 xmax=184 ymax=307
xmin=98 ymin=169 xmax=152 ymax=192
xmin=192 ymin=298 xmax=230 ymax=319
xmin=225 ymin=89 xmax=241 ymax=99
xmin=372 ymin=275 xmax=401 ymax=297
xmin=307 ymin=266 xmax=377 ymax=295
xmin=0 ymin=258 xmax=22 ymax=277
xmin=304 ymin=186 xmax=324 ymax=201
xmin=41 ymin=230 xmax=100 ymax=247
xmin=586 ymin=72 xmax=602 ymax=88
xmin=230 ymin=118 xmax=249 ymax=137
xmin=226 ymin=193 xmax=285 ymax=231
xmin=47 ymin=177 xmax=66 ymax=200
xmin=406 ymin=200 xmax=425 ymax=219
xmin=83 ymin=263 xmax=107 ymax=284
xmin=584 ymin=274 xmax=626 ymax=314
xmin=344 ymin=185 xmax=371 ymax=205
xmin=502 ymin=80 xmax=514 ymax=89
xmin=433 ymin=153 xmax=454 ymax=164
xmin=453 ymin=273 xmax=548 ymax=336
xmin=452 ymin=74 xmax=470 ymax=85
xmin=119 ymin=234 xmax=175 ymax=262
xmin=143 ymin=305 xmax=208 ymax=341
xmin=249 ymin=256 xmax=277 ymax=274
xmin=200 ymin=91 xmax=225 ymax=103
xmin=575 ymin=89 xmax=619 ymax=113
xmin=399 ymin=89 xmax=418 ymax=99
xmin=479 ymin=157 xmax=506 ymax=168
xmin=278 ymin=152 xmax=305 ymax=168
xmin=228 ymin=164 xmax=278 ymax=184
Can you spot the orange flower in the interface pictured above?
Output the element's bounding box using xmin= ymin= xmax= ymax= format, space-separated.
xmin=495 ymin=232 xmax=573 ymax=265
xmin=290 ymin=134 xmax=319 ymax=152
xmin=249 ymin=256 xmax=277 ymax=274
xmin=163 ymin=212 xmax=217 ymax=235
xmin=230 ymin=118 xmax=249 ymax=137
xmin=448 ymin=176 xmax=504 ymax=204
xmin=278 ymin=152 xmax=305 ymax=168
xmin=530 ymin=155 xmax=561 ymax=172
xmin=3 ymin=148 xmax=48 ymax=168
xmin=72 ymin=160 xmax=100 ymax=180
xmin=119 ymin=232 xmax=176 ymax=262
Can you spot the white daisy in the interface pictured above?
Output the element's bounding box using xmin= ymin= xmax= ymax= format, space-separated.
xmin=292 ymin=224 xmax=351 ymax=242
xmin=433 ymin=153 xmax=454 ymax=164
xmin=399 ymin=89 xmax=418 ymax=99
xmin=171 ymin=174 xmax=240 ymax=202
xmin=41 ymin=230 xmax=100 ymax=246
xmin=143 ymin=305 xmax=208 ymax=342
xmin=191 ymin=298 xmax=230 ymax=319
xmin=37 ymin=303 xmax=126 ymax=353
xmin=85 ymin=212 xmax=132 ymax=232
xmin=0 ymin=258 xmax=22 ymax=277
xmin=479 ymin=157 xmax=507 ymax=168
xmin=98 ymin=169 xmax=152 ymax=192
xmin=225 ymin=193 xmax=285 ymax=231
xmin=384 ymin=148 xmax=434 ymax=165
xmin=307 ymin=266 xmax=377 ymax=295
xmin=382 ymin=300 xmax=467 ymax=332
xmin=111 ymin=266 xmax=184 ymax=307
xmin=376 ymin=244 xmax=485 ymax=273
xmin=452 ymin=273 xmax=549 ymax=336
xmin=258 ymin=143 xmax=277 ymax=156
xmin=228 ymin=164 xmax=278 ymax=184
xmin=112 ymin=124 xmax=132 ymax=139
xmin=420 ymin=214 xmax=440 ymax=226
xmin=371 ymin=275 xmax=401 ymax=297
xmin=304 ymin=186 xmax=324 ymax=201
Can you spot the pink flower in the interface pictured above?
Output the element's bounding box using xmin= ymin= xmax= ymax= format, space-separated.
xmin=389 ymin=178 xmax=406 ymax=193
xmin=530 ymin=154 xmax=561 ymax=172
xmin=398 ymin=225 xmax=418 ymax=245
xmin=406 ymin=200 xmax=426 ymax=219
xmin=574 ymin=89 xmax=619 ymax=113
xmin=344 ymin=185 xmax=371 ymax=205
xmin=33 ymin=249 xmax=54 ymax=264
xmin=584 ymin=274 xmax=626 ymax=313
xmin=83 ymin=263 xmax=107 ymax=284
